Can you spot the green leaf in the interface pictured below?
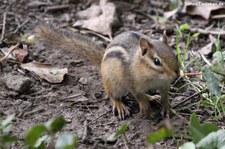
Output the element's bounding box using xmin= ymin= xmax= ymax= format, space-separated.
xmin=1 ymin=114 xmax=15 ymax=128
xmin=180 ymin=23 xmax=189 ymax=31
xmin=190 ymin=113 xmax=201 ymax=142
xmin=178 ymin=142 xmax=196 ymax=149
xmin=203 ymin=67 xmax=221 ymax=96
xmin=2 ymin=124 xmax=11 ymax=134
xmin=210 ymin=63 xmax=225 ymax=77
xmin=147 ymin=127 xmax=173 ymax=144
xmin=34 ymin=135 xmax=49 ymax=148
xmin=196 ymin=129 xmax=225 ymax=149
xmin=115 ymin=123 xmax=128 ymax=137
xmin=45 ymin=116 xmax=66 ymax=133
xmin=55 ymin=134 xmax=78 ymax=149
xmin=192 ymin=32 xmax=200 ymax=38
xmin=0 ymin=135 xmax=18 ymax=144
xmin=212 ymin=51 xmax=225 ymax=64
xmin=24 ymin=124 xmax=46 ymax=147
xmin=216 ymin=34 xmax=221 ymax=51
xmin=189 ymin=113 xmax=218 ymax=143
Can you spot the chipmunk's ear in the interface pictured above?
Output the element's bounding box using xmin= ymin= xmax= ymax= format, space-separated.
xmin=140 ymin=38 xmax=153 ymax=56
xmin=160 ymin=30 xmax=168 ymax=44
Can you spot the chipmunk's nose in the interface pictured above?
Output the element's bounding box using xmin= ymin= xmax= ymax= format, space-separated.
xmin=175 ymin=69 xmax=180 ymax=76
xmin=169 ymin=70 xmax=179 ymax=80
xmin=172 ymin=69 xmax=180 ymax=80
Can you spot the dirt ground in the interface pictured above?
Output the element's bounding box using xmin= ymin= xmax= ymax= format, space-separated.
xmin=0 ymin=0 xmax=224 ymax=149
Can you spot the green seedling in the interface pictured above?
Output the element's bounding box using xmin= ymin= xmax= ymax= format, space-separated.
xmin=0 ymin=114 xmax=18 ymax=148
xmin=24 ymin=116 xmax=78 ymax=149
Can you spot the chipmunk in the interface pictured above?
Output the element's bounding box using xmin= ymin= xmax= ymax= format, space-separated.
xmin=35 ymin=24 xmax=180 ymax=119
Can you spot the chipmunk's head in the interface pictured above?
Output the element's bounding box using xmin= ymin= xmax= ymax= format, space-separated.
xmin=139 ymin=32 xmax=180 ymax=82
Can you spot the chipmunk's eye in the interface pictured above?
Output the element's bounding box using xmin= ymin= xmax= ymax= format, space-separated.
xmin=153 ymin=58 xmax=161 ymax=66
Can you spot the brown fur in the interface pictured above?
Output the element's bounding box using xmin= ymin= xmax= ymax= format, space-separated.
xmin=35 ymin=24 xmax=103 ymax=66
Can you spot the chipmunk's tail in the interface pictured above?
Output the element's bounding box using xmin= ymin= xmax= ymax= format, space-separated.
xmin=34 ymin=24 xmax=104 ymax=66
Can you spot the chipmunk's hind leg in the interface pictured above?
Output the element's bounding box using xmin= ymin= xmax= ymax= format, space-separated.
xmin=101 ymin=51 xmax=130 ymax=119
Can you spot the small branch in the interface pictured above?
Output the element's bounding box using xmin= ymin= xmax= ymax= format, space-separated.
xmin=1 ymin=12 xmax=7 ymax=41
xmin=72 ymin=28 xmax=111 ymax=42
xmin=14 ymin=18 xmax=30 ymax=33
xmin=189 ymin=27 xmax=225 ymax=35
xmin=90 ymin=110 xmax=111 ymax=124
xmin=82 ymin=120 xmax=88 ymax=141
xmin=199 ymin=52 xmax=212 ymax=66
xmin=45 ymin=5 xmax=70 ymax=13
xmin=60 ymin=92 xmax=84 ymax=100
xmin=74 ymin=105 xmax=99 ymax=109
xmin=173 ymin=90 xmax=204 ymax=108
xmin=0 ymin=43 xmax=19 ymax=63
xmin=23 ymin=107 xmax=45 ymax=117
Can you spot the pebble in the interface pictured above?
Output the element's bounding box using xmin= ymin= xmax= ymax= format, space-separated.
xmin=2 ymin=73 xmax=32 ymax=93
xmin=78 ymin=77 xmax=88 ymax=85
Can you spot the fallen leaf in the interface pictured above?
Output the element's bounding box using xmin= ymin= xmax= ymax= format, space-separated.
xmin=76 ymin=4 xmax=101 ymax=19
xmin=184 ymin=4 xmax=225 ymax=20
xmin=13 ymin=47 xmax=28 ymax=62
xmin=164 ymin=8 xmax=178 ymax=19
xmin=73 ymin=0 xmax=118 ymax=36
xmin=21 ymin=61 xmax=68 ymax=83
xmin=1 ymin=45 xmax=28 ymax=62
xmin=199 ymin=42 xmax=213 ymax=56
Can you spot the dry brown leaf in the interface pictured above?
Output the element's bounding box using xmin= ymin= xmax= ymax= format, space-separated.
xmin=199 ymin=42 xmax=213 ymax=56
xmin=13 ymin=47 xmax=28 ymax=62
xmin=1 ymin=46 xmax=28 ymax=62
xmin=164 ymin=8 xmax=178 ymax=19
xmin=73 ymin=0 xmax=118 ymax=36
xmin=184 ymin=5 xmax=225 ymax=20
xmin=76 ymin=4 xmax=101 ymax=19
xmin=21 ymin=61 xmax=68 ymax=83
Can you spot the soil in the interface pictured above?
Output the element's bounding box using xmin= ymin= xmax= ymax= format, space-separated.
xmin=0 ymin=0 xmax=224 ymax=149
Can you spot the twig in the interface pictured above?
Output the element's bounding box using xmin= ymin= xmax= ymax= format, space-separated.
xmin=90 ymin=110 xmax=111 ymax=124
xmin=173 ymin=90 xmax=204 ymax=108
xmin=199 ymin=52 xmax=212 ymax=66
xmin=188 ymin=27 xmax=225 ymax=35
xmin=82 ymin=120 xmax=88 ymax=141
xmin=182 ymin=72 xmax=202 ymax=76
xmin=1 ymin=12 xmax=7 ymax=41
xmin=45 ymin=5 xmax=70 ymax=13
xmin=23 ymin=107 xmax=45 ymax=117
xmin=80 ymin=29 xmax=111 ymax=42
xmin=74 ymin=105 xmax=99 ymax=109
xmin=60 ymin=92 xmax=84 ymax=100
xmin=14 ymin=18 xmax=30 ymax=33
xmin=0 ymin=43 xmax=19 ymax=63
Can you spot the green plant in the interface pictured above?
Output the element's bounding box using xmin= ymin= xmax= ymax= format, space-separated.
xmin=106 ymin=123 xmax=131 ymax=149
xmin=24 ymin=116 xmax=78 ymax=149
xmin=175 ymin=23 xmax=200 ymax=70
xmin=179 ymin=113 xmax=225 ymax=149
xmin=147 ymin=120 xmax=174 ymax=145
xmin=201 ymin=35 xmax=225 ymax=117
xmin=0 ymin=114 xmax=18 ymax=148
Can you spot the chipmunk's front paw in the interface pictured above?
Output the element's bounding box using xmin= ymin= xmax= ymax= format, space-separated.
xmin=161 ymin=107 xmax=170 ymax=118
xmin=112 ymin=99 xmax=130 ymax=120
